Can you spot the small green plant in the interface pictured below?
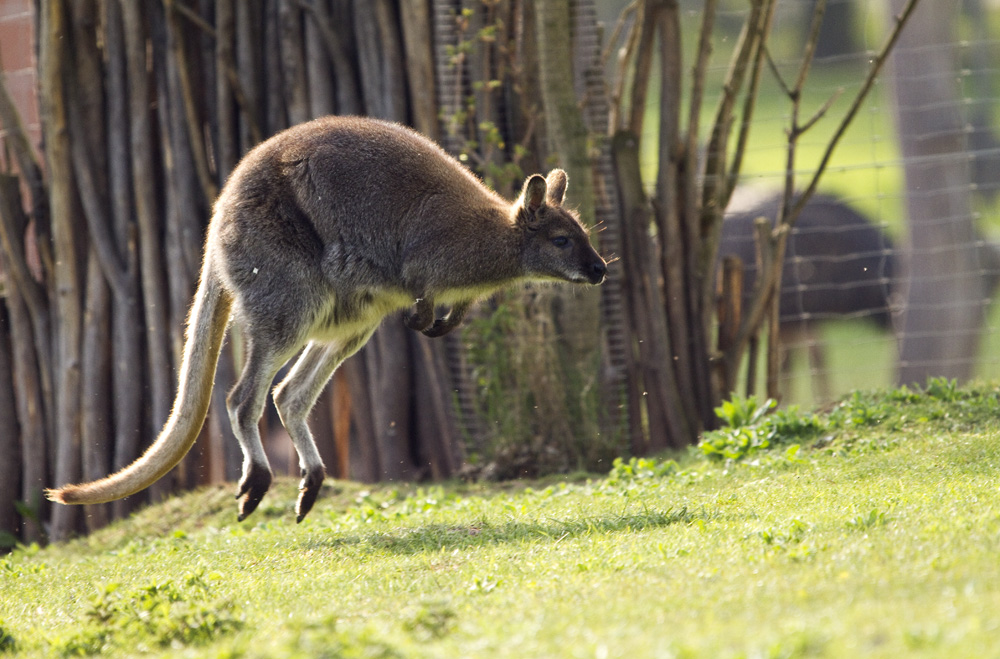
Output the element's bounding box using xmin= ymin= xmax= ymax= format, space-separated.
xmin=50 ymin=570 xmax=242 ymax=656
xmin=924 ymin=376 xmax=960 ymax=402
xmin=402 ymin=601 xmax=457 ymax=641
xmin=254 ymin=616 xmax=401 ymax=659
xmin=769 ymin=406 xmax=827 ymax=439
xmin=714 ymin=395 xmax=776 ymax=429
xmin=832 ymin=391 xmax=892 ymax=428
xmin=759 ymin=518 xmax=809 ymax=546
xmin=699 ymin=396 xmax=783 ymax=461
xmin=606 ymin=456 xmax=679 ymax=484
xmin=468 ymin=575 xmax=502 ymax=594
xmin=847 ymin=508 xmax=890 ymax=530
xmin=0 ymin=621 xmax=16 ymax=654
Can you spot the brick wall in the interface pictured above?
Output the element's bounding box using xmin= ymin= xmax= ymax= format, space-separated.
xmin=0 ymin=0 xmax=39 ymax=158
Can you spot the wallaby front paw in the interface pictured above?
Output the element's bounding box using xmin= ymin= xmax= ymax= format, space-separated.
xmin=295 ymin=465 xmax=327 ymax=523
xmin=236 ymin=462 xmax=273 ymax=521
xmin=403 ymin=310 xmax=431 ymax=332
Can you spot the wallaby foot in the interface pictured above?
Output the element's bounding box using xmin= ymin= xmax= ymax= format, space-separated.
xmin=236 ymin=462 xmax=273 ymax=521
xmin=295 ymin=465 xmax=326 ymax=523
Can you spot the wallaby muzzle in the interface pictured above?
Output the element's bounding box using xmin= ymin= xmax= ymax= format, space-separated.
xmin=586 ymin=258 xmax=608 ymax=285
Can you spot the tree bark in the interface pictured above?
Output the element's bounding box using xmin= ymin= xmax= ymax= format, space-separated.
xmin=0 ymin=180 xmax=48 ymax=543
xmin=890 ymin=0 xmax=983 ymax=385
xmin=103 ymin=0 xmax=145 ymax=519
xmin=80 ymin=250 xmax=112 ymax=531
xmin=0 ymin=303 xmax=22 ymax=542
xmin=534 ymin=0 xmax=603 ymax=446
xmin=40 ymin=0 xmax=86 ymax=541
xmin=122 ymin=0 xmax=175 ymax=502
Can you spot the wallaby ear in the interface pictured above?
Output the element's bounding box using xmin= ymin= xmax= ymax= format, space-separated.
xmin=546 ymin=169 xmax=568 ymax=205
xmin=520 ymin=174 xmax=548 ymax=213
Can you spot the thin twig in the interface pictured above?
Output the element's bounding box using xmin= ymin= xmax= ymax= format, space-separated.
xmin=725 ymin=0 xmax=778 ymax=205
xmin=170 ymin=0 xmax=215 ymax=37
xmin=601 ymin=0 xmax=638 ymax=66
xmin=798 ymin=86 xmax=843 ymax=135
xmin=702 ymin=0 xmax=766 ymax=211
xmin=626 ymin=1 xmax=656 ymax=135
xmin=764 ymin=47 xmax=791 ymax=98
xmin=779 ymin=0 xmax=828 ymax=224
xmin=608 ymin=0 xmax=642 ymax=133
xmin=684 ymin=0 xmax=717 ymax=256
xmin=790 ymin=0 xmax=922 ymax=220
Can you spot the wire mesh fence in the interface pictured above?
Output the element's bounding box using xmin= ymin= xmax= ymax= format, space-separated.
xmin=647 ymin=0 xmax=1000 ymax=407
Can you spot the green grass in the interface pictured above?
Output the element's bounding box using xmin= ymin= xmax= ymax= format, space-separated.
xmin=3 ymin=381 xmax=1000 ymax=657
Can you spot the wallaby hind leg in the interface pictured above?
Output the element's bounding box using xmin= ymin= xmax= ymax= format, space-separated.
xmin=273 ymin=330 xmax=375 ymax=522
xmin=227 ymin=338 xmax=287 ymax=521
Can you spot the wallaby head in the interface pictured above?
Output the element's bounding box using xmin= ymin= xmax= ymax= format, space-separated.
xmin=514 ymin=170 xmax=607 ymax=286
xmin=45 ymin=116 xmax=607 ymax=524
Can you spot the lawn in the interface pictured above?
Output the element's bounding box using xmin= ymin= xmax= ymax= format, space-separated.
xmin=2 ymin=380 xmax=1000 ymax=658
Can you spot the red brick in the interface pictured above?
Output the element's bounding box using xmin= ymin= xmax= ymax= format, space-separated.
xmin=0 ymin=69 xmax=40 ymax=151
xmin=0 ymin=16 xmax=34 ymax=71
xmin=0 ymin=0 xmax=30 ymax=22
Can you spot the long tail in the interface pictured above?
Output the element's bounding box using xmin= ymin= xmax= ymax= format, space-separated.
xmin=46 ymin=256 xmax=233 ymax=505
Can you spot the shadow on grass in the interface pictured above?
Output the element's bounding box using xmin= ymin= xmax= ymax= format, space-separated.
xmin=298 ymin=506 xmax=708 ymax=555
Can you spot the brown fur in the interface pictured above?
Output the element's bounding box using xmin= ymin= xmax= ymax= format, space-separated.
xmin=46 ymin=116 xmax=606 ymax=522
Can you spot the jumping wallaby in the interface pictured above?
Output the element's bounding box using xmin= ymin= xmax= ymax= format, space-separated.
xmin=46 ymin=115 xmax=607 ymax=522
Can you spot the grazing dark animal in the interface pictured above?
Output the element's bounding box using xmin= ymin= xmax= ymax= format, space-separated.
xmin=46 ymin=116 xmax=607 ymax=522
xmin=718 ymin=192 xmax=896 ymax=398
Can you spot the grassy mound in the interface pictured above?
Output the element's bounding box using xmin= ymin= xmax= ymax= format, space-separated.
xmin=2 ymin=380 xmax=999 ymax=657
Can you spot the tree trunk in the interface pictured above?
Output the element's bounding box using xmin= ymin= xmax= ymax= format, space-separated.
xmin=0 ymin=177 xmax=49 ymax=543
xmin=103 ymin=0 xmax=145 ymax=520
xmin=0 ymin=304 xmax=21 ymax=542
xmin=80 ymin=250 xmax=112 ymax=531
xmin=41 ymin=0 xmax=85 ymax=541
xmin=122 ymin=0 xmax=175 ymax=502
xmin=534 ymin=0 xmax=603 ymax=451
xmin=890 ymin=0 xmax=983 ymax=385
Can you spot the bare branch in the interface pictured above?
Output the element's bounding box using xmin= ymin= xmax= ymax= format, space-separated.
xmin=170 ymin=0 xmax=215 ymax=36
xmin=793 ymin=0 xmax=827 ymax=93
xmin=0 ymin=72 xmax=47 ymax=223
xmin=601 ymin=0 xmax=639 ymax=67
xmin=685 ymin=0 xmax=717 ymax=202
xmin=0 ymin=176 xmax=46 ymax=316
xmin=764 ymin=47 xmax=791 ymax=98
xmin=725 ymin=0 xmax=778 ymax=204
xmin=791 ymin=0 xmax=922 ymax=220
xmin=626 ymin=1 xmax=656 ymax=136
xmin=702 ymin=0 xmax=766 ymax=212
xmin=162 ymin=0 xmax=219 ymax=201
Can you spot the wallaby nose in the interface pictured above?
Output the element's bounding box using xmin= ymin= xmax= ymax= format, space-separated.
xmin=589 ymin=260 xmax=607 ymax=284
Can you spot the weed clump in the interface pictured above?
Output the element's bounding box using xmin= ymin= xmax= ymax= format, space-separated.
xmin=0 ymin=621 xmax=16 ymax=654
xmin=50 ymin=570 xmax=242 ymax=656
xmin=698 ymin=378 xmax=1000 ymax=462
xmin=699 ymin=396 xmax=825 ymax=461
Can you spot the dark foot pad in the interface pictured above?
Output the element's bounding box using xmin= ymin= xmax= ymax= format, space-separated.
xmin=236 ymin=463 xmax=273 ymax=521
xmin=421 ymin=318 xmax=458 ymax=338
xmin=295 ymin=465 xmax=326 ymax=523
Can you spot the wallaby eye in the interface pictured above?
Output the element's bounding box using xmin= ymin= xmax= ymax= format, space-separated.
xmin=551 ymin=236 xmax=570 ymax=248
